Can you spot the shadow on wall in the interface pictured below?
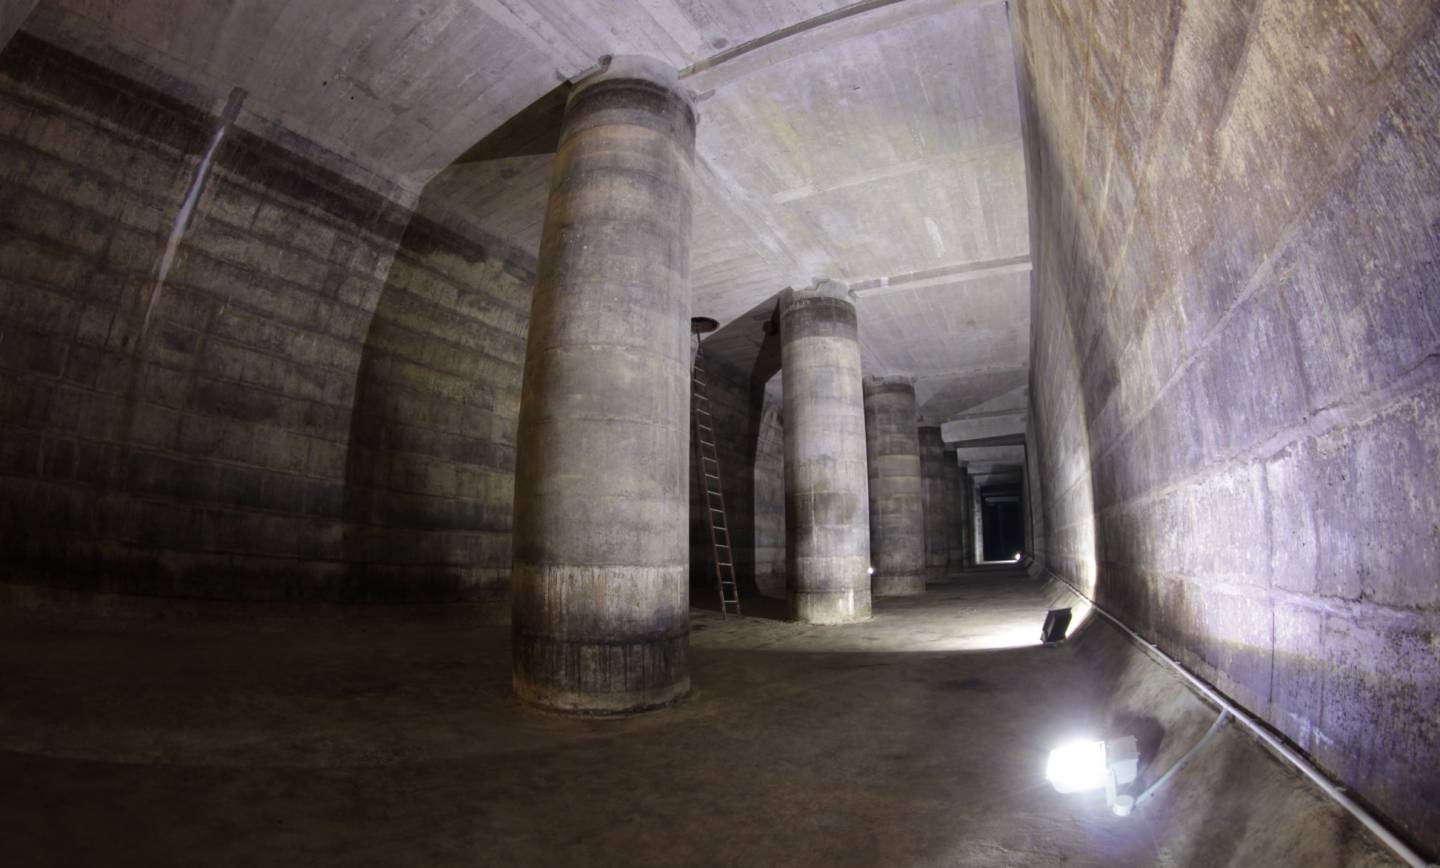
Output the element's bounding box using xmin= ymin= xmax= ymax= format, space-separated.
xmin=687 ymin=295 xmax=786 ymax=603
xmin=341 ymin=211 xmax=535 ymax=603
xmin=751 ymin=371 xmax=786 ymax=597
xmin=743 ymin=318 xmax=785 ymax=598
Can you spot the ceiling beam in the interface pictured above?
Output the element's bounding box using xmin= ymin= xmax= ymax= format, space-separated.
xmin=949 ymin=433 xmax=1026 ymax=448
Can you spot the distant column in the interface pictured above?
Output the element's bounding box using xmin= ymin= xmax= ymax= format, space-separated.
xmin=511 ymin=57 xmax=697 ymax=714
xmin=781 ymin=285 xmax=871 ymax=623
xmin=918 ymin=426 xmax=949 ymax=580
xmin=960 ymin=465 xmax=975 ymax=568
xmin=863 ymin=376 xmax=926 ymax=596
xmin=942 ymin=448 xmax=964 ymax=571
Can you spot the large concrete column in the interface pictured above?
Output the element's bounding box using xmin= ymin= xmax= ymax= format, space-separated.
xmin=511 ymin=57 xmax=696 ymax=714
xmin=862 ymin=376 xmax=925 ymax=597
xmin=960 ymin=465 xmax=976 ymax=568
xmin=918 ymin=426 xmax=949 ymax=580
xmin=942 ymin=448 xmax=965 ymax=571
xmin=781 ymin=285 xmax=871 ymax=623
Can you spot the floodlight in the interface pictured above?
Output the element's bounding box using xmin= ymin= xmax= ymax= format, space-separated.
xmin=1045 ymin=739 xmax=1107 ymax=793
xmin=1046 ymin=735 xmax=1140 ymax=816
xmin=1041 ymin=607 xmax=1072 ymax=644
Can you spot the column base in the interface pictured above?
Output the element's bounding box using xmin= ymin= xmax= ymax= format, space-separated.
xmin=512 ymin=633 xmax=689 ymax=715
xmin=873 ymin=573 xmax=926 ymax=596
xmin=788 ymin=589 xmax=872 ymax=624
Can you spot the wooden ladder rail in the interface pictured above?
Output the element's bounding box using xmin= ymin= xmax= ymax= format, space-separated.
xmin=691 ymin=341 xmax=741 ymax=617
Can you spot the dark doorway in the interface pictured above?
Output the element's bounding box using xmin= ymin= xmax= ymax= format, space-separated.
xmin=979 ymin=483 xmax=1024 ymax=561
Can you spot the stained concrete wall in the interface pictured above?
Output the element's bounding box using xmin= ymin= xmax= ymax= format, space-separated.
xmin=344 ymin=215 xmax=532 ymax=602
xmin=0 ymin=34 xmax=531 ymax=602
xmin=1014 ymin=1 xmax=1440 ymax=854
xmin=0 ymin=1 xmax=35 ymax=54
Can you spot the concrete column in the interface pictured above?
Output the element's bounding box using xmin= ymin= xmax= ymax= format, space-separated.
xmin=781 ymin=285 xmax=871 ymax=623
xmin=942 ymin=449 xmax=964 ymax=571
xmin=511 ymin=57 xmax=696 ymax=714
xmin=918 ymin=426 xmax=948 ymax=580
xmin=862 ymin=376 xmax=925 ymax=597
xmin=960 ymin=466 xmax=975 ymax=568
xmin=971 ymin=474 xmax=986 ymax=563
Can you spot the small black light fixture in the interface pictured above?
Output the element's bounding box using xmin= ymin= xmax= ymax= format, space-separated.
xmin=1041 ymin=607 xmax=1072 ymax=645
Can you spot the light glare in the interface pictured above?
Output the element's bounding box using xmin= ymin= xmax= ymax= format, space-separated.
xmin=1046 ymin=739 xmax=1108 ymax=794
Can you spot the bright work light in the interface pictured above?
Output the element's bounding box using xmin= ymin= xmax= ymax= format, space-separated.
xmin=1045 ymin=739 xmax=1108 ymax=793
xmin=1046 ymin=735 xmax=1140 ymax=815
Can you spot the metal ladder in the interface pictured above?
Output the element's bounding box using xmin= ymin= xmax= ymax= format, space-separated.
xmin=691 ymin=340 xmax=741 ymax=617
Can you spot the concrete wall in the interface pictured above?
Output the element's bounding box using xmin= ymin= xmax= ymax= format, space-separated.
xmin=1014 ymin=1 xmax=1440 ymax=853
xmin=0 ymin=34 xmax=530 ymax=602
xmin=344 ymin=215 xmax=532 ymax=602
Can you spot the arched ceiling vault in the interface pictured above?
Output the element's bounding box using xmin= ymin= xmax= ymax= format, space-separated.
xmin=25 ymin=0 xmax=1030 ymax=429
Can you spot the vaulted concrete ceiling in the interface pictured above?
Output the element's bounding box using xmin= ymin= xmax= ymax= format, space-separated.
xmin=25 ymin=0 xmax=1029 ymax=428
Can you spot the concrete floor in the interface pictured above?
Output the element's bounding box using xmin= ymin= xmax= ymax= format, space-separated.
xmin=0 ymin=573 xmax=1401 ymax=867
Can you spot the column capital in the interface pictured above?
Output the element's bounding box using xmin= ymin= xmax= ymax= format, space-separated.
xmin=571 ymin=54 xmax=698 ymax=119
xmin=862 ymin=373 xmax=916 ymax=396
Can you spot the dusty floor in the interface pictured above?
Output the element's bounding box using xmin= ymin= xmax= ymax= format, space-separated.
xmin=0 ymin=572 xmax=1401 ymax=867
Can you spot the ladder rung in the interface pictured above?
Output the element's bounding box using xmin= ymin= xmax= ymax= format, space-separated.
xmin=692 ymin=365 xmax=738 ymax=622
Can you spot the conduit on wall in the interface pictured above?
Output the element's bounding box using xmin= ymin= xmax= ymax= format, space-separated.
xmin=1054 ymin=577 xmax=1432 ymax=868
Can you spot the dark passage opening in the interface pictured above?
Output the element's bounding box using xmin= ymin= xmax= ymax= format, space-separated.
xmin=980 ymin=484 xmax=1023 ymax=562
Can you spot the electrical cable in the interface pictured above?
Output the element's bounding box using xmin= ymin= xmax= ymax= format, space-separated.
xmin=1134 ymin=709 xmax=1230 ymax=809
